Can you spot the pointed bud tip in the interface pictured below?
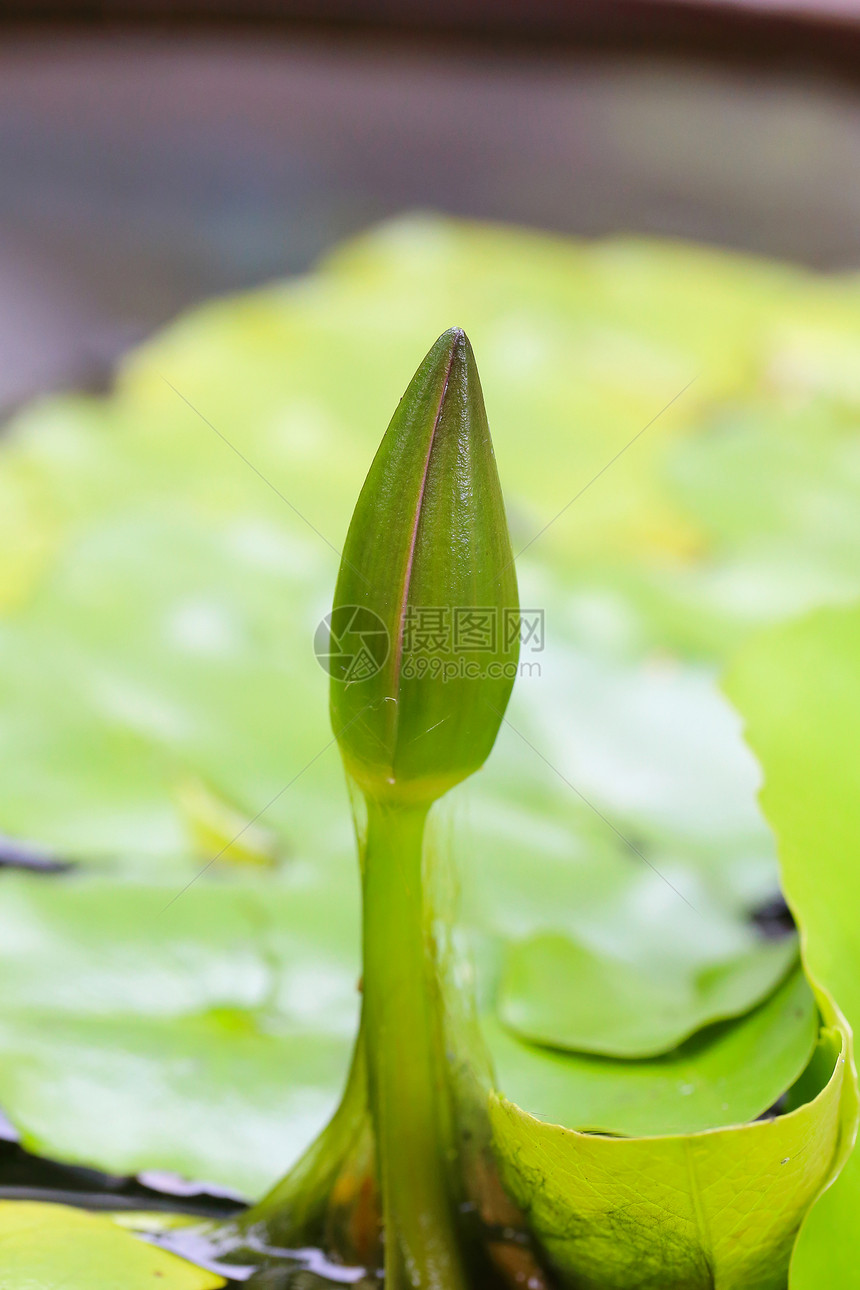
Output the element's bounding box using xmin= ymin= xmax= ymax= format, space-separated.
xmin=432 ymin=326 xmax=469 ymax=362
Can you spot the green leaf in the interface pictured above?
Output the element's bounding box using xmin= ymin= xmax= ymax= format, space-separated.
xmin=489 ymin=1013 xmax=851 ymax=1290
xmin=498 ymin=928 xmax=798 ymax=1058
xmin=487 ymin=967 xmax=818 ymax=1137
xmin=0 ymin=1201 xmax=223 ymax=1289
xmin=725 ymin=604 xmax=860 ymax=1286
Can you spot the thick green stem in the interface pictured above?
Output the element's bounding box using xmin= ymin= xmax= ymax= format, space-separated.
xmin=361 ymin=795 xmax=469 ymax=1290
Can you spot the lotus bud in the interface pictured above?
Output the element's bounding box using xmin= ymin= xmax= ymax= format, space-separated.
xmin=329 ymin=328 xmax=519 ymax=805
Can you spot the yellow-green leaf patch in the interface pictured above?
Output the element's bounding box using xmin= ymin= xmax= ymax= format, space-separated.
xmin=490 ymin=1016 xmax=851 ymax=1290
xmin=726 ymin=604 xmax=860 ymax=1287
xmin=0 ymin=1201 xmax=223 ymax=1289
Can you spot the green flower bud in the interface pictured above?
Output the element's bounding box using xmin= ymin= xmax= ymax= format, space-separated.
xmin=329 ymin=328 xmax=519 ymax=804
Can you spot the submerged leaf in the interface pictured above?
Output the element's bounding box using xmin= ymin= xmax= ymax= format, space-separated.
xmin=488 ymin=967 xmax=818 ymax=1137
xmin=175 ymin=775 xmax=284 ymax=868
xmin=498 ymin=928 xmax=798 ymax=1058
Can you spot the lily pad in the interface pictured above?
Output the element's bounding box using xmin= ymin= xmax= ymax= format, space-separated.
xmin=498 ymin=929 xmax=798 ymax=1058
xmin=0 ymin=1201 xmax=223 ymax=1289
xmin=0 ymin=873 xmax=359 ymax=1197
xmin=726 ymin=604 xmax=860 ymax=1287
